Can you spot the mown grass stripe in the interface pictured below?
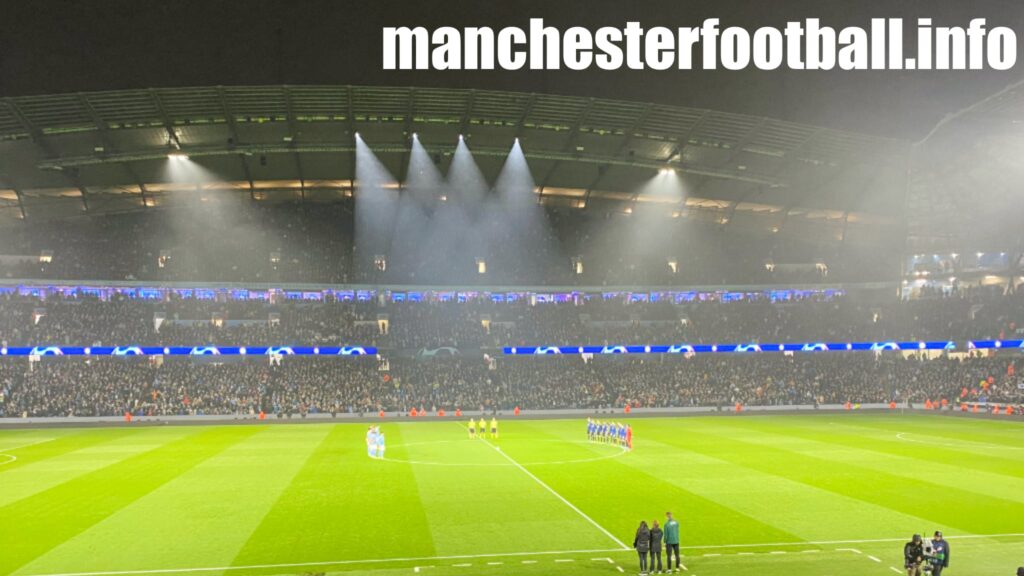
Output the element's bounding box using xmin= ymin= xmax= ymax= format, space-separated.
xmin=16 ymin=425 xmax=329 ymax=576
xmin=655 ymin=421 xmax=1024 ymax=536
xmin=230 ymin=423 xmax=438 ymax=567
xmin=508 ymin=420 xmax=806 ymax=548
xmin=0 ymin=425 xmax=261 ymax=575
xmin=0 ymin=429 xmax=140 ymax=475
xmin=630 ymin=432 xmax=939 ymax=543
xmin=732 ymin=417 xmax=1024 ymax=490
xmin=0 ymin=428 xmax=197 ymax=509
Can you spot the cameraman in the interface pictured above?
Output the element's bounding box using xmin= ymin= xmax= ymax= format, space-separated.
xmin=904 ymin=534 xmax=924 ymax=576
xmin=929 ymin=531 xmax=950 ymax=576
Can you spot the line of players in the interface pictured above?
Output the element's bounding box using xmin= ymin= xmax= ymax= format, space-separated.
xmin=366 ymin=425 xmax=386 ymax=459
xmin=467 ymin=417 xmax=499 ymax=439
xmin=588 ymin=417 xmax=633 ymax=450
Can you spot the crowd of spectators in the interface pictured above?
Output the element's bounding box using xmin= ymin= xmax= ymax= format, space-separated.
xmin=0 ymin=202 xmax=1019 ymax=419
xmin=1 ymin=354 xmax=1020 ymax=418
xmin=1 ymin=288 xmax=1022 ymax=349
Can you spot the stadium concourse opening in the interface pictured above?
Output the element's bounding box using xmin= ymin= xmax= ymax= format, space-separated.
xmin=3 ymin=1 xmax=1024 ymax=575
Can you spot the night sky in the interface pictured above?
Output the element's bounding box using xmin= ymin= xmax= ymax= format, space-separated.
xmin=1 ymin=0 xmax=1021 ymax=139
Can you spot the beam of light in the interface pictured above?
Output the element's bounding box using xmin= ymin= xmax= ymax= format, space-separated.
xmin=386 ymin=135 xmax=446 ymax=282
xmin=493 ymin=138 xmax=536 ymax=209
xmin=161 ymin=154 xmax=218 ymax=187
xmin=600 ymin=169 xmax=689 ymax=282
xmin=486 ymin=138 xmax=561 ymax=283
xmin=639 ymin=168 xmax=686 ymax=203
xmin=354 ymin=134 xmax=400 ymax=276
xmin=396 ymin=136 xmax=488 ymax=284
xmin=448 ymin=137 xmax=488 ymax=208
xmin=158 ymin=154 xmax=261 ymax=268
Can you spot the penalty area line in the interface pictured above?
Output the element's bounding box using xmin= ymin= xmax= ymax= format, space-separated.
xmin=459 ymin=423 xmax=631 ymax=550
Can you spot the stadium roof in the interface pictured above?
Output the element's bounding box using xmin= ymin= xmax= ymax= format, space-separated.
xmin=908 ymin=78 xmax=1024 ymax=251
xmin=0 ymin=85 xmax=909 ymax=244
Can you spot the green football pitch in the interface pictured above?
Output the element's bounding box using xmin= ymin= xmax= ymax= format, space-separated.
xmin=1 ymin=413 xmax=1022 ymax=576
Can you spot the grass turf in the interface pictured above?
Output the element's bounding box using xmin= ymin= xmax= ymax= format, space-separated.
xmin=1 ymin=413 xmax=1021 ymax=576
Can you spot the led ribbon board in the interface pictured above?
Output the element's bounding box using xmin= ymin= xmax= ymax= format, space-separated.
xmin=0 ymin=346 xmax=376 ymax=356
xmin=503 ymin=341 xmax=958 ymax=355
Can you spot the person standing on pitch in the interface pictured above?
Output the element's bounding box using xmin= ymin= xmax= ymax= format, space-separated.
xmin=478 ymin=417 xmax=487 ymax=438
xmin=649 ymin=520 xmax=664 ymax=573
xmin=929 ymin=531 xmax=950 ymax=576
xmin=633 ymin=521 xmax=651 ymax=575
xmin=664 ymin=512 xmax=681 ymax=572
xmin=366 ymin=426 xmax=377 ymax=458
xmin=490 ymin=416 xmax=498 ymax=439
xmin=375 ymin=429 xmax=386 ymax=459
xmin=904 ymin=534 xmax=924 ymax=576
xmin=467 ymin=418 xmax=476 ymax=438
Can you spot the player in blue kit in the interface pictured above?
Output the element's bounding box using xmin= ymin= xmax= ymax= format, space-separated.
xmin=366 ymin=426 xmax=378 ymax=458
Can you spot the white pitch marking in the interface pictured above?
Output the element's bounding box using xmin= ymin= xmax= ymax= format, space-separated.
xmin=703 ymin=553 xmax=721 ymax=557
xmin=27 ymin=533 xmax=1024 ymax=576
xmin=464 ymin=424 xmax=630 ymax=550
xmin=452 ymin=563 xmax=471 ymax=567
xmin=769 ymin=551 xmax=786 ymax=555
xmin=27 ymin=549 xmax=629 ymax=576
xmin=868 ymin=555 xmax=881 ymax=563
xmin=522 ymin=560 xmax=537 ymax=564
xmin=616 ymin=567 xmax=624 ymax=573
xmin=554 ymin=559 xmax=574 ymax=563
xmin=380 ymin=438 xmax=628 ymax=467
xmin=0 ymin=438 xmax=56 ymax=452
xmin=486 ymin=562 xmax=502 ymax=566
xmin=0 ymin=438 xmax=56 ymax=466
xmin=737 ymin=552 xmax=754 ymax=556
xmin=837 ymin=548 xmax=863 ymax=555
xmin=895 ymin=432 xmax=1024 ymax=451
xmin=890 ymin=567 xmax=903 ymax=574
xmin=413 ymin=567 xmax=419 ymax=573
xmin=800 ymin=550 xmax=821 ymax=554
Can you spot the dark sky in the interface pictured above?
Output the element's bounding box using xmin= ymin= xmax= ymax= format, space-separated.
xmin=1 ymin=0 xmax=1021 ymax=139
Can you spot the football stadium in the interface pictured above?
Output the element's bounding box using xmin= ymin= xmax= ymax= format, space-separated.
xmin=1 ymin=2 xmax=1023 ymax=576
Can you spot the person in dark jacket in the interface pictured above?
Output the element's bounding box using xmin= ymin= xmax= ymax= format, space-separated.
xmin=1016 ymin=567 xmax=1023 ymax=576
xmin=929 ymin=531 xmax=950 ymax=576
xmin=649 ymin=520 xmax=664 ymax=574
xmin=904 ymin=534 xmax=924 ymax=576
xmin=633 ymin=521 xmax=651 ymax=575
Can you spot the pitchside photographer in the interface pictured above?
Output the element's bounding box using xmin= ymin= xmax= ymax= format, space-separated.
xmin=905 ymin=534 xmax=925 ymax=576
